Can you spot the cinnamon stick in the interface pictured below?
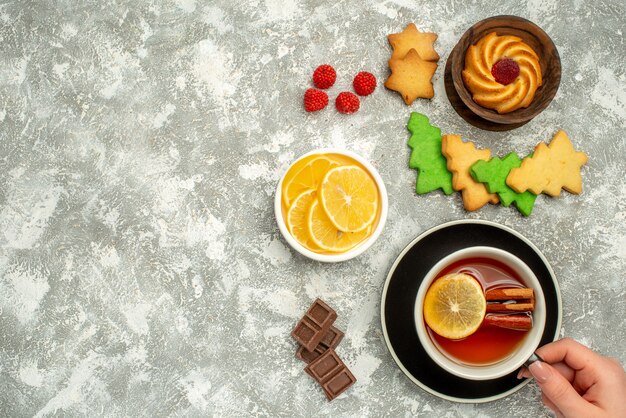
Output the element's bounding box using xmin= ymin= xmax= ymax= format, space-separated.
xmin=483 ymin=314 xmax=532 ymax=331
xmin=486 ymin=301 xmax=535 ymax=313
xmin=485 ymin=287 xmax=534 ymax=301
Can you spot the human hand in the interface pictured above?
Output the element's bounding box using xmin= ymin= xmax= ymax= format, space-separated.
xmin=518 ymin=338 xmax=626 ymax=418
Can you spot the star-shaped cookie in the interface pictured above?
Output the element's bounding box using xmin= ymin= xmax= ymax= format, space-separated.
xmin=506 ymin=130 xmax=588 ymax=196
xmin=384 ymin=49 xmax=437 ymax=104
xmin=441 ymin=134 xmax=499 ymax=211
xmin=388 ymin=23 xmax=439 ymax=61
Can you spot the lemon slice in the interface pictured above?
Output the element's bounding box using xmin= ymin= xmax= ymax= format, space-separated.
xmin=307 ymin=200 xmax=370 ymax=253
xmin=319 ymin=165 xmax=378 ymax=232
xmin=282 ymin=156 xmax=339 ymax=207
xmin=423 ymin=273 xmax=486 ymax=340
xmin=286 ymin=190 xmax=319 ymax=251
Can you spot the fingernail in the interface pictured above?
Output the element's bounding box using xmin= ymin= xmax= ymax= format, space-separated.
xmin=516 ymin=369 xmax=523 ymax=379
xmin=529 ymin=361 xmax=551 ymax=383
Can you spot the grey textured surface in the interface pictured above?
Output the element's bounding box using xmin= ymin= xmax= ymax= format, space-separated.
xmin=0 ymin=0 xmax=624 ymax=417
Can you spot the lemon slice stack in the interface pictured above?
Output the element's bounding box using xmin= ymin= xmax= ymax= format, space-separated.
xmin=282 ymin=155 xmax=379 ymax=253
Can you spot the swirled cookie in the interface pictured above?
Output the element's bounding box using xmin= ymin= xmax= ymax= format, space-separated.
xmin=462 ymin=32 xmax=542 ymax=114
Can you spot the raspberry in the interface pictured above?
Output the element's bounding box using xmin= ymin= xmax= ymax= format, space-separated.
xmin=353 ymin=72 xmax=377 ymax=96
xmin=312 ymin=64 xmax=336 ymax=89
xmin=491 ymin=58 xmax=520 ymax=85
xmin=335 ymin=92 xmax=360 ymax=114
xmin=303 ymin=88 xmax=329 ymax=112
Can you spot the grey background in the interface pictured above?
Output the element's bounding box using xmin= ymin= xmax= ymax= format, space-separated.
xmin=1 ymin=0 xmax=624 ymax=417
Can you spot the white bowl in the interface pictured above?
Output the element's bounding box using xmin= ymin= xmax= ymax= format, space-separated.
xmin=274 ymin=148 xmax=388 ymax=263
xmin=414 ymin=246 xmax=546 ymax=380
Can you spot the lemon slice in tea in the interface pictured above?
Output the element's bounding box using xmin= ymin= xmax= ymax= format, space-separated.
xmin=423 ymin=273 xmax=487 ymax=340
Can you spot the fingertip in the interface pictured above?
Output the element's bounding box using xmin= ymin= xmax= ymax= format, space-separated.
xmin=529 ymin=361 xmax=551 ymax=383
xmin=517 ymin=367 xmax=529 ymax=379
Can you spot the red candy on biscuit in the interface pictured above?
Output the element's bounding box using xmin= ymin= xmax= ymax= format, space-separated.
xmin=491 ymin=58 xmax=520 ymax=85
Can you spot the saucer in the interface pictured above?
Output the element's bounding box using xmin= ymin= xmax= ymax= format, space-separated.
xmin=380 ymin=220 xmax=562 ymax=403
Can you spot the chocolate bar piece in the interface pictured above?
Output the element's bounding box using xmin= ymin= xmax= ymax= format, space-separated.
xmin=305 ymin=348 xmax=343 ymax=381
xmin=297 ymin=345 xmax=325 ymax=364
xmin=319 ymin=325 xmax=344 ymax=348
xmin=296 ymin=326 xmax=344 ymax=363
xmin=322 ymin=368 xmax=356 ymax=401
xmin=291 ymin=299 xmax=337 ymax=352
xmin=304 ymin=348 xmax=356 ymax=401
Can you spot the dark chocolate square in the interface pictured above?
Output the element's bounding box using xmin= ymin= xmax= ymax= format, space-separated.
xmin=292 ymin=299 xmax=337 ymax=351
xmin=305 ymin=349 xmax=343 ymax=382
xmin=306 ymin=299 xmax=337 ymax=327
xmin=322 ymin=369 xmax=356 ymax=400
xmin=291 ymin=316 xmax=322 ymax=351
xmin=296 ymin=325 xmax=344 ymax=364
xmin=320 ymin=326 xmax=344 ymax=348
xmin=296 ymin=345 xmax=326 ymax=363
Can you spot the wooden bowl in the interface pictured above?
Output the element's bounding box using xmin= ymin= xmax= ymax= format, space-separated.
xmin=446 ymin=15 xmax=561 ymax=129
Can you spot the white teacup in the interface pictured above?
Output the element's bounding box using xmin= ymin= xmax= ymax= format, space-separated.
xmin=414 ymin=246 xmax=546 ymax=380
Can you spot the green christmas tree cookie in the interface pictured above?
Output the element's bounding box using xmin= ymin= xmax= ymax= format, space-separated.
xmin=470 ymin=152 xmax=538 ymax=216
xmin=407 ymin=112 xmax=454 ymax=195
